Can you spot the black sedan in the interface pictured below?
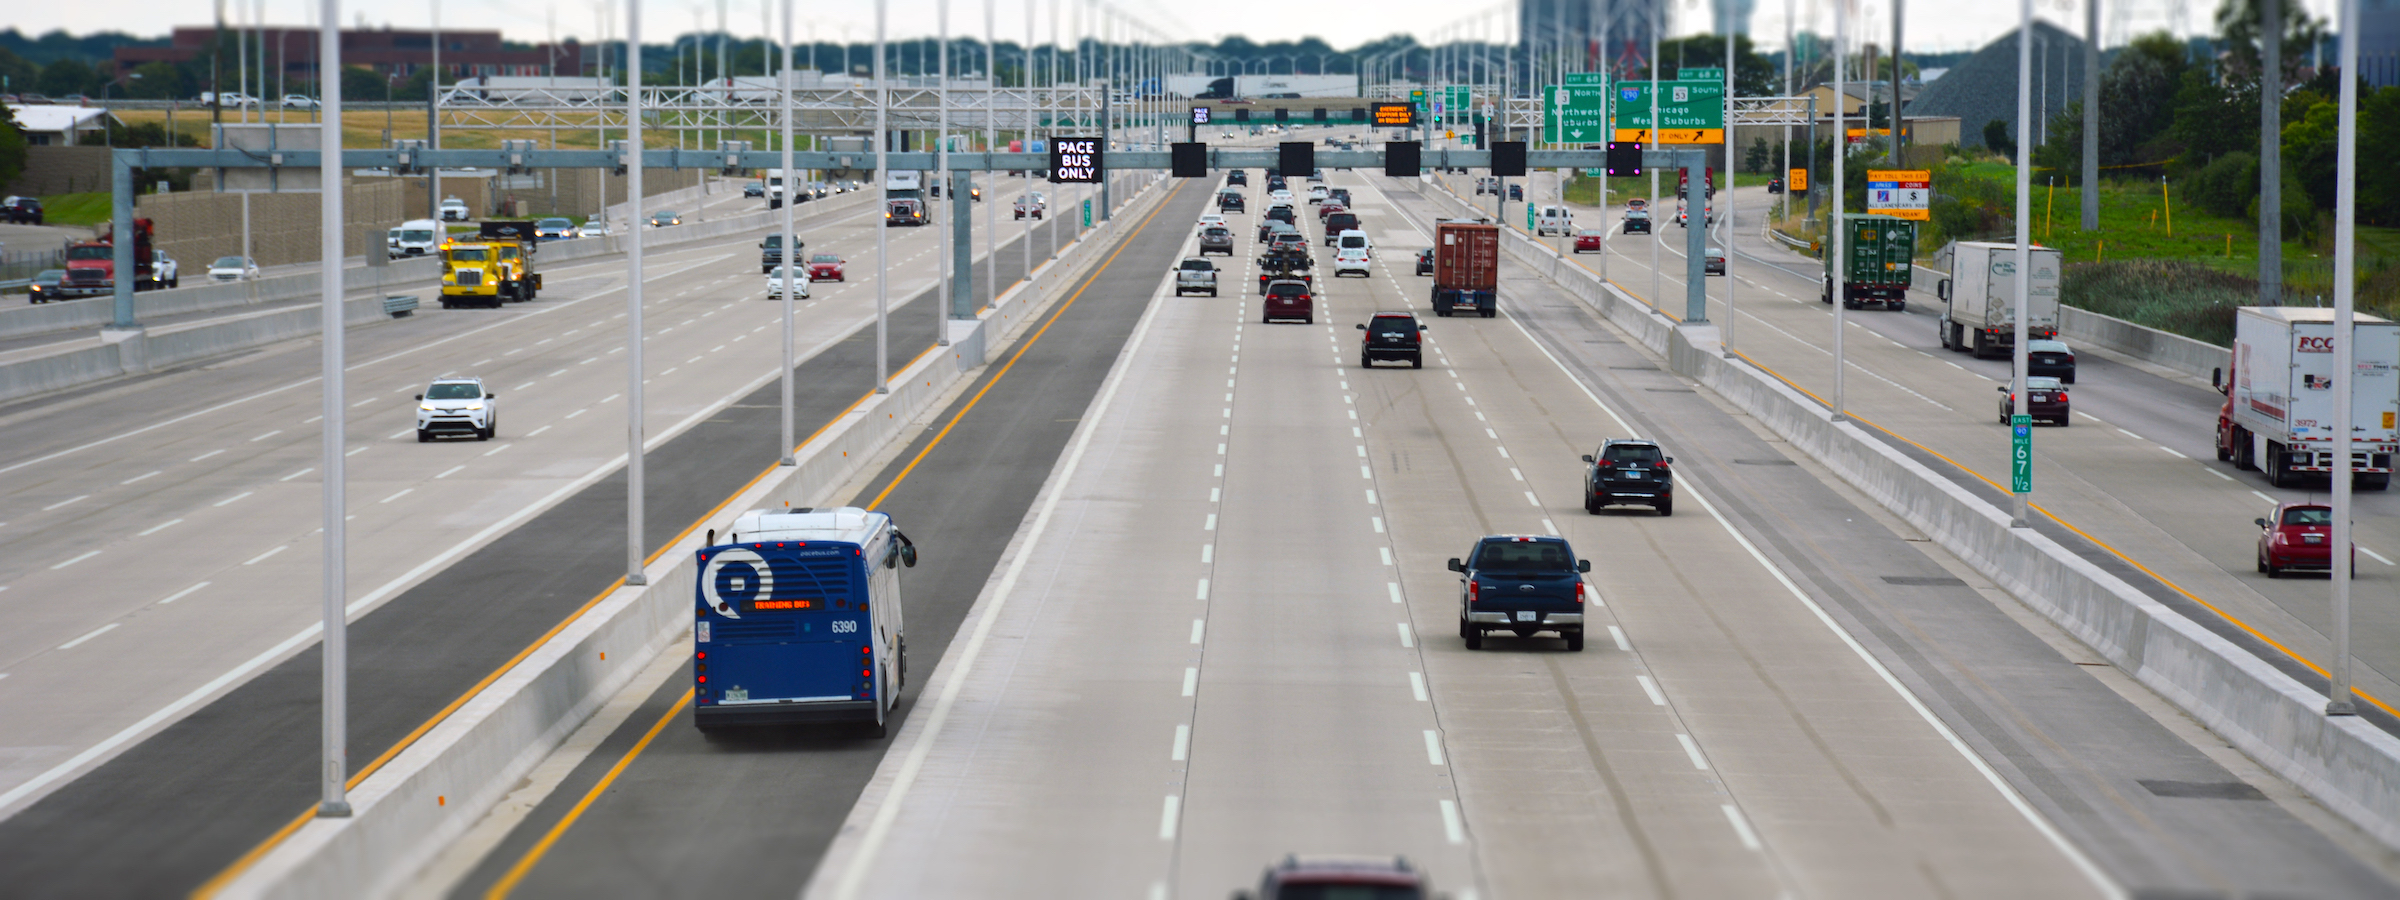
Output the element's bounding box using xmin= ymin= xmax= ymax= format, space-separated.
xmin=1415 ymin=248 xmax=1435 ymax=276
xmin=649 ymin=210 xmax=683 ymax=227
xmin=1623 ymin=211 xmax=1652 ymax=234
xmin=743 ymin=182 xmax=766 ymax=198
xmin=2028 ymin=339 xmax=2077 ymax=383
xmin=1226 ymin=171 xmax=1248 ymax=186
xmin=1999 ymin=376 xmax=2072 ymax=426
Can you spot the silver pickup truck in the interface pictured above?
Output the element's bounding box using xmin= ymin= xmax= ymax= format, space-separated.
xmin=1173 ymin=257 xmax=1219 ymax=297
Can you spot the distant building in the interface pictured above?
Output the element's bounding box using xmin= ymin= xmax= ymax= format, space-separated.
xmin=113 ymin=27 xmax=590 ymax=88
xmin=1521 ymin=0 xmax=1664 ymax=80
xmin=1903 ymin=20 xmax=2089 ymax=150
xmin=2367 ymin=0 xmax=2400 ymax=88
xmin=5 ymin=104 xmax=122 ymax=146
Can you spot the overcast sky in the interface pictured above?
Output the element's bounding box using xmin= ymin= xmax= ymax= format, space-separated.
xmin=7 ymin=0 xmax=2336 ymax=59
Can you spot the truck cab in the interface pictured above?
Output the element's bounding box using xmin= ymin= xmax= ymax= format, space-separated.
xmin=695 ymin=507 xmax=916 ymax=736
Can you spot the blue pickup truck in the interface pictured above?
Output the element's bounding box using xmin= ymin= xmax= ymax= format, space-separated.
xmin=1448 ymin=535 xmax=1592 ymax=651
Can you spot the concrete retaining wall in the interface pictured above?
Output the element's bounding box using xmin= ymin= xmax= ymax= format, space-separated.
xmin=219 ymin=177 xmax=1174 ymax=900
xmin=1501 ymin=221 xmax=2400 ymax=850
xmin=0 ymin=293 xmax=404 ymax=404
xmin=2058 ymin=304 xmax=2230 ymax=381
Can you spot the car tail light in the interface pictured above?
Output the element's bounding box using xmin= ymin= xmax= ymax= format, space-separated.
xmin=1467 ymin=580 xmax=1480 ymax=603
xmin=1598 ymin=460 xmax=1615 ymax=468
xmin=1575 ymin=582 xmax=1586 ymax=604
xmin=2057 ymin=391 xmax=2068 ymax=401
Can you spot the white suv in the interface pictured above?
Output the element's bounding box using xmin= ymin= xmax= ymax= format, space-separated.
xmin=416 ymin=377 xmax=498 ymax=441
xmin=1333 ymin=246 xmax=1372 ymax=277
xmin=766 ymin=266 xmax=811 ymax=300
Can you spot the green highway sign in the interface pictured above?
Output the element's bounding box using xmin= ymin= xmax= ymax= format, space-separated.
xmin=2011 ymin=417 xmax=2033 ymax=493
xmin=1543 ymin=81 xmax=1611 ymax=143
xmin=1610 ymin=80 xmax=1727 ymax=144
xmin=1526 ymin=201 xmax=1535 ymax=230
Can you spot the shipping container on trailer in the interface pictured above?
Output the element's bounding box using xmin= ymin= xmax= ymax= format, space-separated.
xmin=1431 ymin=220 xmax=1499 ymax=318
xmin=1821 ymin=213 xmax=1916 ymax=309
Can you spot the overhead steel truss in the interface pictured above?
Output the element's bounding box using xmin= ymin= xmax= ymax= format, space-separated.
xmin=433 ymin=82 xmax=1110 ymax=135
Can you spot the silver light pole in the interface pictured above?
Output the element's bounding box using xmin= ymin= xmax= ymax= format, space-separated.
xmin=315 ymin=0 xmax=350 ymax=819
xmin=986 ymin=0 xmax=998 ymax=311
xmin=1023 ymin=0 xmax=1035 ymax=283
xmin=1724 ymin=11 xmax=1737 ymax=358
xmin=875 ymin=0 xmax=890 ymax=394
xmin=2328 ymin=0 xmax=2360 ymax=716
xmin=1832 ymin=0 xmax=1848 ymax=422
xmin=1648 ymin=0 xmax=1661 ymax=310
xmin=626 ymin=0 xmax=648 ymax=585
xmin=779 ymin=0 xmax=796 ymax=464
xmin=2009 ymin=0 xmax=2033 ymax=526
xmin=939 ymin=0 xmax=953 ymax=345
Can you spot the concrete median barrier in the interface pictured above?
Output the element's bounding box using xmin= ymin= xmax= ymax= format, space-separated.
xmin=217 ymin=180 xmax=1169 ymax=900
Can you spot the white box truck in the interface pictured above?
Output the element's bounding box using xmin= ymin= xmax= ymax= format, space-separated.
xmin=1936 ymin=241 xmax=2062 ymax=358
xmin=2214 ymin=306 xmax=2400 ymax=489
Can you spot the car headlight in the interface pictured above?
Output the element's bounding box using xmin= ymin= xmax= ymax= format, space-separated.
xmin=465 ymin=402 xmax=484 ymax=411
xmin=420 ymin=403 xmax=436 ymax=411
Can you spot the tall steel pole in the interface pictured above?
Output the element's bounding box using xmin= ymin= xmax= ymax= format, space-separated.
xmin=314 ymin=0 xmax=351 ymax=820
xmin=431 ymin=0 xmax=443 ymax=221
xmin=1599 ymin=1 xmax=1610 ymax=285
xmin=939 ymin=0 xmax=953 ymax=343
xmin=1648 ymin=0 xmax=1661 ymax=309
xmin=2081 ymin=0 xmax=2099 ymax=231
xmin=625 ymin=0 xmax=648 ymax=585
xmin=1832 ymin=0 xmax=1848 ymax=421
xmin=779 ymin=0 xmax=796 ymax=464
xmin=1890 ymin=0 xmax=1905 ymax=165
xmin=986 ymin=0 xmax=998 ymax=309
xmin=2010 ymin=0 xmax=2033 ymax=527
xmin=1724 ymin=9 xmax=1737 ymax=357
xmin=2327 ymin=0 xmax=2360 ymax=716
xmin=1023 ymin=0 xmax=1035 ymax=282
xmin=875 ymin=0 xmax=890 ymax=394
xmin=2259 ymin=0 xmax=2283 ymax=306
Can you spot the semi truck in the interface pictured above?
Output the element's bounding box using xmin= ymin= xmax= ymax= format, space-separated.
xmin=1820 ymin=213 xmax=1915 ymax=310
xmin=59 ymin=218 xmax=161 ymax=298
xmin=1430 ymin=219 xmax=1499 ymax=318
xmin=884 ymin=171 xmax=928 ymax=226
xmin=1936 ymin=240 xmax=2061 ymax=357
xmin=2214 ymin=306 xmax=2399 ymax=490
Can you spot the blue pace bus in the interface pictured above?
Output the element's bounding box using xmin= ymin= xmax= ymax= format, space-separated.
xmin=693 ymin=507 xmax=916 ymax=735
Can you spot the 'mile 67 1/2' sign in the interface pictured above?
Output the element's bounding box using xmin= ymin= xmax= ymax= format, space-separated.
xmin=1050 ymin=138 xmax=1103 ymax=184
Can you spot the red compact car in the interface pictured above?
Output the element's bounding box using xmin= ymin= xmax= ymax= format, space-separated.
xmin=1573 ymin=228 xmax=1605 ymax=253
xmin=1316 ymin=199 xmax=1348 ymax=219
xmin=1262 ymin=279 xmax=1313 ymax=324
xmin=805 ymin=253 xmax=845 ymax=282
xmin=2257 ymin=501 xmax=2355 ymax=577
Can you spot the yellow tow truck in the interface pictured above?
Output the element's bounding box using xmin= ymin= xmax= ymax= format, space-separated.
xmin=439 ymin=221 xmax=544 ymax=309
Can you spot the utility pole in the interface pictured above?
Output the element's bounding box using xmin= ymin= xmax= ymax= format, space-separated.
xmin=430 ymin=0 xmax=443 ymax=223
xmin=2259 ymin=0 xmax=2283 ymax=305
xmin=1890 ymin=0 xmax=1905 ymax=166
xmin=2082 ymin=0 xmax=2099 ymax=231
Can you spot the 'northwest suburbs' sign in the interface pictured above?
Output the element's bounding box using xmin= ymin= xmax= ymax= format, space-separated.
xmin=1051 ymin=138 xmax=1103 ymax=184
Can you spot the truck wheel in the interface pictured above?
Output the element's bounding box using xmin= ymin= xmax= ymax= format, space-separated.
xmin=1482 ymin=309 xmax=1495 ymax=319
xmin=1463 ymin=624 xmax=1483 ymax=650
xmin=2235 ymin=432 xmax=2257 ymax=470
xmin=1565 ymin=630 xmax=1585 ymax=652
xmin=1410 ymin=355 xmax=1423 ymax=370
xmin=2361 ymin=473 xmax=2392 ymax=491
xmin=1890 ymin=301 xmax=1905 ymax=312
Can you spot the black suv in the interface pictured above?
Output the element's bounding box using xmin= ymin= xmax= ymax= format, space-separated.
xmin=1234 ymin=856 xmax=1431 ymax=900
xmin=1583 ymin=439 xmax=1674 ymax=515
xmin=759 ymin=233 xmax=804 ymax=273
xmin=1450 ymin=535 xmax=1591 ymax=650
xmin=1218 ymin=190 xmax=1246 ymax=213
xmin=1357 ymin=312 xmax=1425 ymax=369
xmin=1414 ymin=248 xmax=1434 ymax=276
xmin=3 ymin=196 xmax=42 ymax=224
xmin=1226 ymin=170 xmax=1248 ymax=186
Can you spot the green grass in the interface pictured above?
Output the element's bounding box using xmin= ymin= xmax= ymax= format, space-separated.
xmin=38 ymin=192 xmax=114 ymax=228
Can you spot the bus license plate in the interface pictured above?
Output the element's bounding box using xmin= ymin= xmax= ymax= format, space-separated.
xmin=1515 ymin=611 xmax=1536 ymax=622
xmin=724 ymin=687 xmax=748 ymax=701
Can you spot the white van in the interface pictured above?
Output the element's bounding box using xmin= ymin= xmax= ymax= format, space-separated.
xmin=389 ymin=218 xmax=443 ymax=258
xmin=1337 ymin=230 xmax=1371 ymax=255
xmin=1535 ymin=205 xmax=1574 ymax=236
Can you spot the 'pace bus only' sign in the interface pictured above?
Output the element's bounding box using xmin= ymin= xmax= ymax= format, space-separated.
xmin=1050 ymin=138 xmax=1103 ymax=184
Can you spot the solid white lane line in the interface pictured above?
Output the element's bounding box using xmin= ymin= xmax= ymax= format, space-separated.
xmin=1439 ymin=800 xmax=1466 ymax=844
xmin=57 ymin=624 xmax=119 ymax=650
xmin=42 ymin=495 xmax=89 ymax=511
xmin=159 ymin=582 xmax=210 ymax=605
xmin=213 ymin=491 xmax=253 ymax=507
xmin=122 ymin=471 xmax=161 ymax=485
xmin=1397 ymin=622 xmax=1415 ymax=648
xmin=280 ymin=467 xmax=315 ymax=481
xmin=1676 ymin=733 xmax=1711 ymax=770
xmin=1190 ymin=620 xmax=1206 ymax=645
xmin=1159 ymin=796 xmax=1181 ymax=840
xmin=51 ymin=550 xmax=101 ymax=570
xmin=1610 ymin=626 xmax=1630 ymax=651
xmin=243 ymin=546 xmax=287 ymax=565
xmin=1172 ymin=724 xmax=1191 ymax=761
xmin=138 ymin=519 xmax=184 ymax=536
xmin=1182 ymin=667 xmax=1199 ymax=697
xmin=1423 ymin=730 xmax=1446 ymax=765
xmin=1636 ymin=675 xmax=1667 ymax=706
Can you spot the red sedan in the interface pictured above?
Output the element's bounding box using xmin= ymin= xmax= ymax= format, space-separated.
xmin=805 ymin=253 xmax=846 ymax=282
xmin=1573 ymin=228 xmax=1605 ymax=253
xmin=2257 ymin=502 xmax=2355 ymax=577
xmin=1316 ymin=199 xmax=1348 ymax=219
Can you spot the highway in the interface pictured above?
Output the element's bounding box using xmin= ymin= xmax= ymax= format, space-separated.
xmin=403 ymin=156 xmax=2400 ymax=900
xmin=1455 ymin=172 xmax=2400 ymax=739
xmin=0 ymin=166 xmax=1118 ymax=894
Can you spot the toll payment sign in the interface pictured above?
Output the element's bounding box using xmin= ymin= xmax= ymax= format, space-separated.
xmin=1866 ymin=169 xmax=1930 ymax=221
xmin=1050 ymin=137 xmax=1103 ymax=184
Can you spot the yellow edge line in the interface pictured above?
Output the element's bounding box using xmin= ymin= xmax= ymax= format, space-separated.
xmin=483 ymin=689 xmax=695 ymax=899
xmin=866 ymin=182 xmax=1183 ymax=511
xmin=1727 ymin=348 xmax=2396 ymax=717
